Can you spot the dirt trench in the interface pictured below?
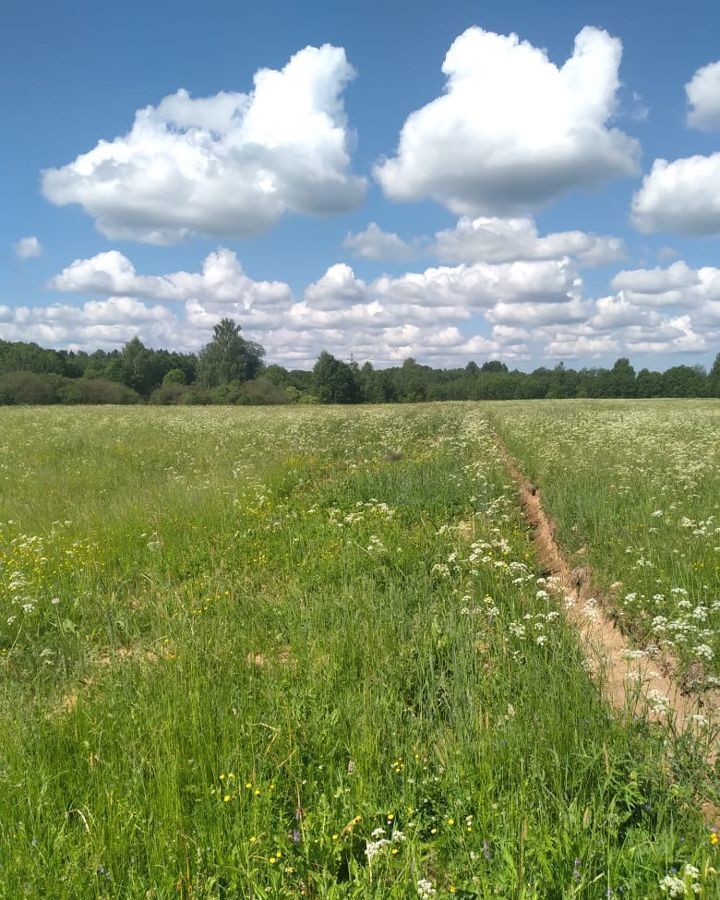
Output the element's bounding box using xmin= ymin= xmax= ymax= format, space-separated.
xmin=494 ymin=434 xmax=720 ymax=818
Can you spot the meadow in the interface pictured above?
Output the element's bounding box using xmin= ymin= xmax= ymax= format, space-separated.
xmin=487 ymin=400 xmax=720 ymax=686
xmin=0 ymin=403 xmax=718 ymax=898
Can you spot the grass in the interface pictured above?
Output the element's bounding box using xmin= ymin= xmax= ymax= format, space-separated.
xmin=0 ymin=403 xmax=717 ymax=897
xmin=487 ymin=400 xmax=720 ymax=683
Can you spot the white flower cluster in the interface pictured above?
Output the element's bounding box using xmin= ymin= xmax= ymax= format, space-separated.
xmin=659 ymin=863 xmax=701 ymax=896
xmin=364 ymin=827 xmax=406 ymax=864
xmin=416 ymin=879 xmax=437 ymax=899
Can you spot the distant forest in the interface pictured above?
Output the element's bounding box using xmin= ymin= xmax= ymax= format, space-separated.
xmin=1 ymin=319 xmax=719 ymax=405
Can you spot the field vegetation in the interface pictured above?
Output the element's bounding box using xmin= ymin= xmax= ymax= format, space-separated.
xmin=488 ymin=400 xmax=720 ymax=685
xmin=0 ymin=403 xmax=717 ymax=897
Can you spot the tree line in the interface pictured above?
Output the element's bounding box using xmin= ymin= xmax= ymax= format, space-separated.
xmin=1 ymin=319 xmax=719 ymax=405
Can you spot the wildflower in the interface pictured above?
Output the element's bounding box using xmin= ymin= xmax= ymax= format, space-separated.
xmin=417 ymin=879 xmax=437 ymax=899
xmin=365 ymin=838 xmax=390 ymax=863
xmin=646 ymin=689 xmax=670 ymax=715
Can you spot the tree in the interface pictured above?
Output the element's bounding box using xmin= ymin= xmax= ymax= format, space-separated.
xmin=312 ymin=351 xmax=360 ymax=403
xmin=636 ymin=368 xmax=664 ymax=398
xmin=163 ymin=368 xmax=187 ymax=385
xmin=708 ymin=353 xmax=720 ymax=397
xmin=480 ymin=360 xmax=508 ymax=374
xmin=601 ymin=358 xmax=636 ymax=398
xmin=662 ymin=365 xmax=705 ymax=398
xmin=197 ymin=319 xmax=265 ymax=387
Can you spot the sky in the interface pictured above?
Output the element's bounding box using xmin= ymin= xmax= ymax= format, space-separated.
xmin=2 ymin=0 xmax=720 ymax=371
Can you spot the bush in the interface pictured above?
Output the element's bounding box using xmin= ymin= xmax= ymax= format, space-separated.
xmin=59 ymin=378 xmax=140 ymax=405
xmin=239 ymin=376 xmax=291 ymax=405
xmin=150 ymin=383 xmax=193 ymax=405
xmin=0 ymin=372 xmax=60 ymax=404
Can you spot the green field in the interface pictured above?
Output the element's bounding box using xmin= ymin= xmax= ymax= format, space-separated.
xmin=488 ymin=401 xmax=720 ymax=683
xmin=0 ymin=404 xmax=718 ymax=898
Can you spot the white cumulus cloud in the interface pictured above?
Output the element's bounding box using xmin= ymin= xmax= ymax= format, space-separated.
xmin=631 ymin=153 xmax=720 ymax=235
xmin=432 ymin=216 xmax=624 ymax=266
xmin=51 ymin=248 xmax=292 ymax=309
xmin=687 ymin=60 xmax=720 ymax=130
xmin=32 ymin=247 xmax=720 ymax=367
xmin=343 ymin=223 xmax=417 ymax=261
xmin=375 ymin=25 xmax=639 ymax=215
xmin=611 ymin=261 xmax=720 ymax=307
xmin=41 ymin=45 xmax=366 ymax=244
xmin=14 ymin=236 xmax=42 ymax=260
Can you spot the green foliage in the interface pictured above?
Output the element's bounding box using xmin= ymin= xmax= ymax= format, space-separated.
xmin=0 ymin=372 xmax=139 ymax=405
xmin=239 ymin=375 xmax=291 ymax=405
xmin=197 ymin=318 xmax=265 ymax=387
xmin=0 ymin=371 xmax=60 ymax=404
xmin=489 ymin=399 xmax=720 ymax=681
xmin=1 ymin=333 xmax=720 ymax=405
xmin=312 ymin=350 xmax=361 ymax=403
xmin=0 ymin=404 xmax=715 ymax=896
xmin=161 ymin=367 xmax=187 ymax=385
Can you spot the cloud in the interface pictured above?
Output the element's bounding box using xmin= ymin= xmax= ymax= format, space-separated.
xmin=41 ymin=45 xmax=366 ymax=244
xmin=631 ymin=153 xmax=720 ymax=235
xmin=375 ymin=25 xmax=639 ymax=215
xmin=623 ymin=316 xmax=708 ymax=354
xmin=13 ymin=236 xmax=42 ymax=260
xmin=51 ymin=247 xmax=292 ymax=308
xmin=611 ymin=260 xmax=720 ymax=307
xmin=687 ymin=60 xmax=720 ymax=130
xmin=432 ymin=216 xmax=624 ymax=266
xmin=486 ymin=298 xmax=591 ymax=327
xmin=611 ymin=261 xmax=699 ymax=296
xmin=369 ymin=258 xmax=578 ymax=308
xmin=631 ymin=60 xmax=720 ymax=235
xmin=30 ymin=247 xmax=719 ymax=368
xmin=40 ymin=248 xmax=585 ymax=364
xmin=545 ymin=333 xmax=620 ymax=358
xmin=344 ymin=216 xmax=625 ymax=267
xmin=0 ymin=297 xmax=181 ymax=350
xmin=343 ymin=223 xmax=417 ymax=261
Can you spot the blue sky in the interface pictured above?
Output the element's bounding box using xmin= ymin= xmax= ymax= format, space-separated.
xmin=2 ymin=0 xmax=720 ymax=369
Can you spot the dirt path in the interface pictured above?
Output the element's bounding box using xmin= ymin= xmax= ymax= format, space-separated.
xmin=494 ymin=434 xmax=720 ymax=817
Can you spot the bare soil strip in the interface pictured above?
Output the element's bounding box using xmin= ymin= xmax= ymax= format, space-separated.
xmin=495 ymin=436 xmax=720 ymax=760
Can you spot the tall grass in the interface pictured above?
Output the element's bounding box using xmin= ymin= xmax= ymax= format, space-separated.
xmin=488 ymin=400 xmax=720 ymax=682
xmin=0 ymin=404 xmax=715 ymax=897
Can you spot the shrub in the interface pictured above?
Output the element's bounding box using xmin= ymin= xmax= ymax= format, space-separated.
xmin=239 ymin=376 xmax=290 ymax=405
xmin=0 ymin=372 xmax=60 ymax=404
xmin=150 ymin=383 xmax=192 ymax=405
xmin=60 ymin=378 xmax=140 ymax=405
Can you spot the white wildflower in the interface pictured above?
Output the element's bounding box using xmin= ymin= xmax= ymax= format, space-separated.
xmin=417 ymin=879 xmax=437 ymax=899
